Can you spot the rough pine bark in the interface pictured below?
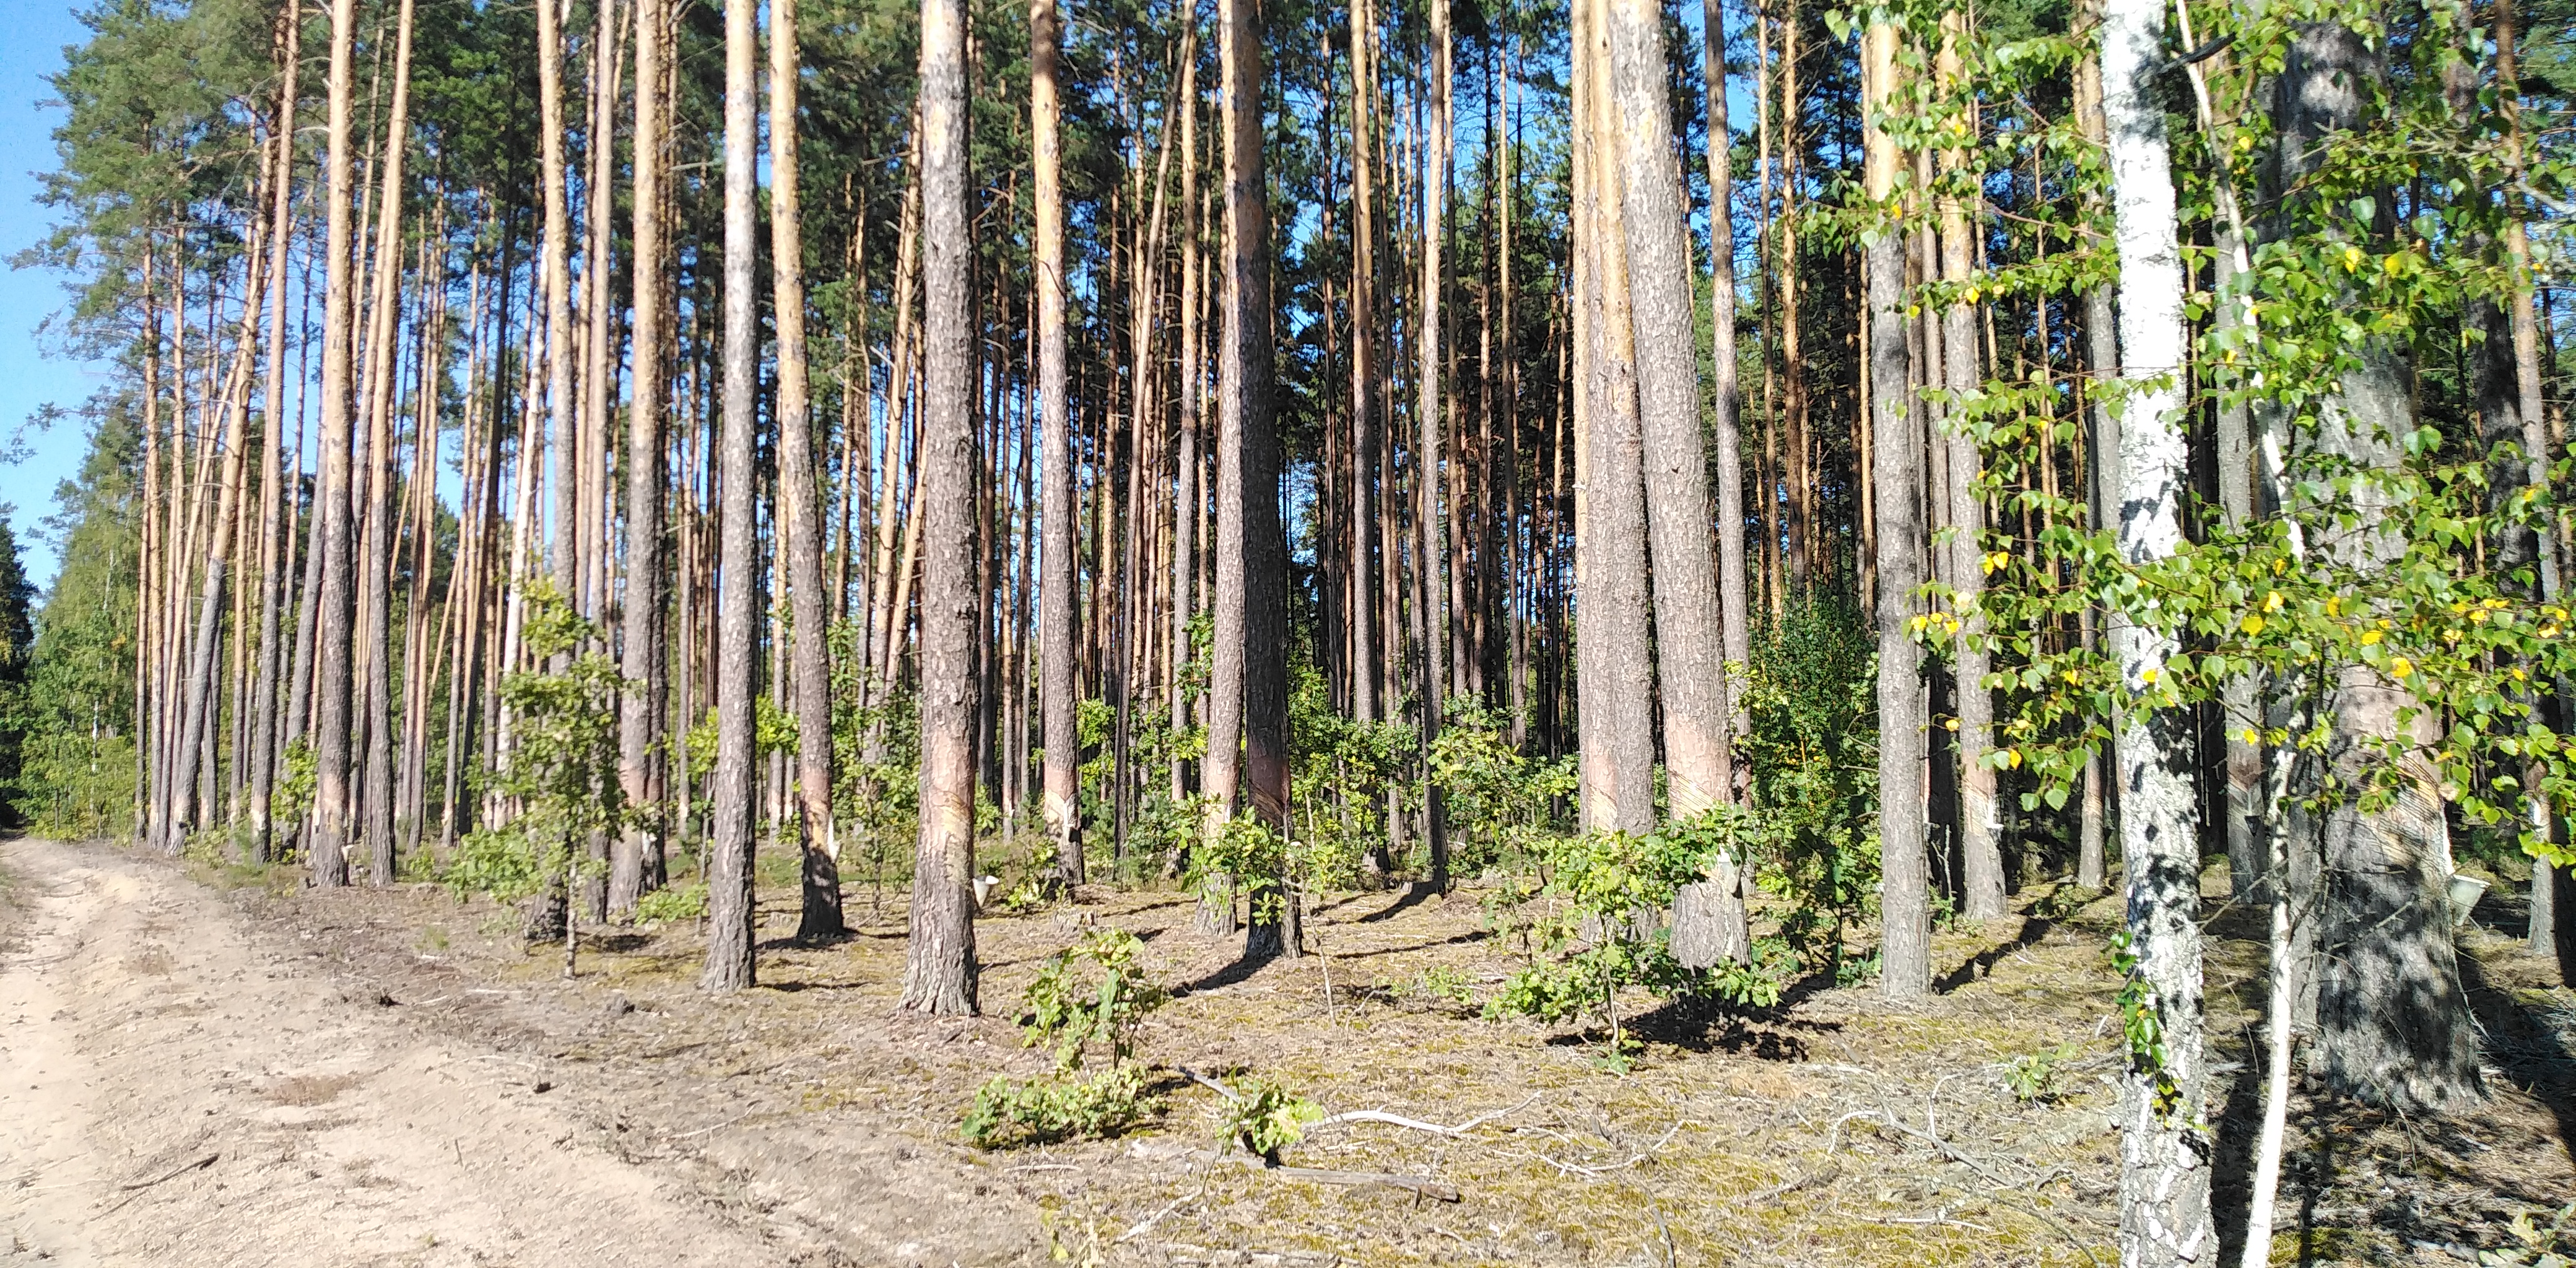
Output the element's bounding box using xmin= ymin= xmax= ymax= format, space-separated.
xmin=1575 ymin=0 xmax=1654 ymax=838
xmin=246 ymin=1 xmax=299 ymax=864
xmin=902 ymin=0 xmax=981 ymax=1013
xmin=1033 ymin=0 xmax=1082 ymax=890
xmin=771 ymin=0 xmax=842 ymax=942
xmin=1863 ymin=19 xmax=1927 ymax=999
xmin=2271 ymin=22 xmax=2481 ymax=1113
xmin=701 ymin=0 xmax=762 ymax=994
xmin=2099 ymin=0 xmax=2214 ymax=1256
xmin=1221 ymin=0 xmax=1295 ymax=958
xmin=310 ymin=0 xmax=360 ymax=888
xmin=611 ymin=0 xmax=668 ymax=918
xmin=1604 ymin=0 xmax=1744 ymax=965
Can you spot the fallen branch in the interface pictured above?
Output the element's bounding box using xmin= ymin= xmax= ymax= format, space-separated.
xmin=119 ymin=1152 xmax=217 ymax=1192
xmin=1177 ymin=1066 xmax=1243 ymax=1103
xmin=1513 ymin=1121 xmax=1686 ymax=1179
xmin=98 ymin=1153 xmax=217 ymax=1215
xmin=1312 ymin=1093 xmax=1538 ymax=1137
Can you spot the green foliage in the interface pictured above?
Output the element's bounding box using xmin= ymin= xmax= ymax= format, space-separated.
xmin=14 ymin=412 xmax=137 ymax=839
xmin=829 ymin=619 xmax=919 ymax=892
xmin=962 ymin=1066 xmax=1154 ymax=1149
xmin=1912 ymin=0 xmax=2576 ymax=879
xmin=634 ymin=882 xmax=708 ymax=924
xmin=1016 ymin=928 xmax=1169 ymax=1073
xmin=1485 ymin=827 xmax=1721 ymax=1054
xmin=2478 ymin=1205 xmax=2575 ymax=1268
xmin=439 ymin=582 xmax=625 ymax=906
xmin=1733 ymin=596 xmax=1881 ymax=971
xmin=963 ymin=928 xmax=1169 ymax=1150
xmin=2108 ymin=931 xmax=2185 ymax=1121
xmin=1429 ymin=700 xmax=1577 ymax=878
xmin=1285 ymin=661 xmax=1414 ymax=887
xmin=2003 ymin=1042 xmax=2082 ymax=1104
xmin=1409 ymin=963 xmax=1476 ymax=1007
xmin=1212 ymin=1076 xmax=1323 ymax=1161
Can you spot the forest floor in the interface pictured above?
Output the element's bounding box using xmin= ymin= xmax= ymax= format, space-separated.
xmin=1 ymin=834 xmax=2571 ymax=1267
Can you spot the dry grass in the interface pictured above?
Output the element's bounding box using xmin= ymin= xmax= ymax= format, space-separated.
xmin=205 ymin=857 xmax=2576 ymax=1267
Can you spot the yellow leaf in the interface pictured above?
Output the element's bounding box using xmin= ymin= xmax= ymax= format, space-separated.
xmin=2240 ymin=727 xmax=2260 ymax=745
xmin=2241 ymin=613 xmax=2266 ymax=636
xmin=2390 ymin=657 xmax=2414 ymax=679
xmin=1945 ymin=718 xmax=1962 ymax=732
xmin=2006 ymin=749 xmax=2024 ymax=770
xmin=2360 ymin=628 xmax=2383 ymax=645
xmin=2141 ymin=667 xmax=2160 ymax=684
xmin=2343 ymin=245 xmax=2364 ymax=272
xmin=2263 ymin=589 xmax=2285 ymax=613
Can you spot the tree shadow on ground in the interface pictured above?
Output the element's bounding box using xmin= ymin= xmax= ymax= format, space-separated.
xmin=1329 ymin=928 xmax=1489 ymax=960
xmin=1352 ymin=883 xmax=1442 ymax=925
xmin=2217 ymin=937 xmax=2576 ymax=1266
xmin=1933 ymin=915 xmax=2056 ymax=994
xmin=1175 ymin=946 xmax=1280 ymax=995
xmin=1614 ymin=999 xmax=1818 ymax=1061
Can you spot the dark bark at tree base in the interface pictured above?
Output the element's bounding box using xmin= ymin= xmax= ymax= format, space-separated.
xmin=798 ymin=846 xmax=847 ymax=942
xmin=2312 ymin=792 xmax=2484 ymax=1112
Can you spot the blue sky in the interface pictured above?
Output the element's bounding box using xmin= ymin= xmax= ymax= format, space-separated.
xmin=0 ymin=1 xmax=105 ymax=594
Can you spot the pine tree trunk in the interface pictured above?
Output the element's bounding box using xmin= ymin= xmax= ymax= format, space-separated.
xmin=2500 ymin=0 xmax=2572 ymax=975
xmin=1575 ymin=0 xmax=1654 ymax=839
xmin=1705 ymin=0 xmax=1748 ymax=775
xmin=1863 ymin=17 xmax=1927 ymax=998
xmin=2073 ymin=43 xmax=2115 ymax=892
xmin=2099 ymin=0 xmax=2216 ymax=1256
xmin=1216 ymin=0 xmax=1293 ymax=957
xmin=902 ymin=0 xmax=981 ymax=1013
xmin=611 ymin=0 xmax=667 ymax=918
xmin=1169 ymin=45 xmax=1202 ymax=821
xmin=769 ymin=0 xmax=841 ymax=941
xmin=247 ymin=2 xmax=300 ymax=862
xmin=1604 ymin=0 xmax=1744 ymax=964
xmin=1032 ymin=0 xmax=1082 ymax=890
xmin=701 ymin=0 xmax=763 ymax=993
xmin=310 ymin=0 xmax=362 ymax=887
xmin=356 ymin=0 xmax=416 ymax=884
xmin=1935 ymin=16 xmax=2002 ymax=922
xmin=2271 ymin=21 xmax=2481 ymax=1114
xmin=1414 ymin=0 xmax=1450 ymax=889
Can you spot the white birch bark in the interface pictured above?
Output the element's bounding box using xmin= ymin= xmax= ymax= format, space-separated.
xmin=2099 ymin=0 xmax=2213 ymax=1259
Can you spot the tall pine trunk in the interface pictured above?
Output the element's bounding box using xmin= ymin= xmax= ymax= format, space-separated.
xmin=310 ymin=0 xmax=361 ymax=887
xmin=702 ymin=0 xmax=762 ymax=993
xmin=902 ymin=0 xmax=981 ymax=1012
xmin=611 ymin=0 xmax=668 ymax=917
xmin=772 ymin=0 xmax=842 ymax=942
xmin=1863 ymin=16 xmax=1927 ymax=998
xmin=1033 ymin=0 xmax=1082 ymax=890
xmin=1216 ymin=0 xmax=1294 ymax=957
xmin=1604 ymin=0 xmax=1744 ymax=964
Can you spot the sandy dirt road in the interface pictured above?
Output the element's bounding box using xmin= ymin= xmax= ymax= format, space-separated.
xmin=0 ymin=836 xmax=801 ymax=1268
